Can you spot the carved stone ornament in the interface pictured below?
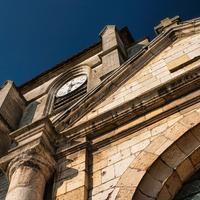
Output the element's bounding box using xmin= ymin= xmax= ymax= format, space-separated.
xmin=7 ymin=146 xmax=56 ymax=182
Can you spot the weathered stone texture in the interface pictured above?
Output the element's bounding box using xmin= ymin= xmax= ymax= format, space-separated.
xmin=89 ymin=105 xmax=199 ymax=199
xmin=1 ymin=16 xmax=200 ymax=200
xmin=55 ymin=149 xmax=88 ymax=199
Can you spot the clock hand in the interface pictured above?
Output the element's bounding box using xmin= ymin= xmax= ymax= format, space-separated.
xmin=67 ymin=82 xmax=73 ymax=93
xmin=71 ymin=83 xmax=79 ymax=91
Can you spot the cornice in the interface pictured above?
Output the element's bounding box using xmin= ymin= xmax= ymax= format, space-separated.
xmin=59 ymin=65 xmax=200 ymax=141
xmin=91 ymin=94 xmax=200 ymax=151
xmin=55 ymin=93 xmax=200 ymax=158
xmin=53 ymin=18 xmax=200 ymax=132
xmin=55 ymin=76 xmax=200 ymax=158
xmin=98 ymin=44 xmax=127 ymax=60
xmin=55 ymin=139 xmax=89 ymax=160
xmin=0 ymin=118 xmax=57 ymax=172
xmin=7 ymin=144 xmax=56 ymax=181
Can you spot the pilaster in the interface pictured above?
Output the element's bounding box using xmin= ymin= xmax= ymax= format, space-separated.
xmin=54 ymin=137 xmax=89 ymax=200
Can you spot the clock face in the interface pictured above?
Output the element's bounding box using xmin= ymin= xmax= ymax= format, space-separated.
xmin=56 ymin=75 xmax=87 ymax=97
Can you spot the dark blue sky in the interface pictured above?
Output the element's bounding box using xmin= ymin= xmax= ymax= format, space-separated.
xmin=0 ymin=0 xmax=199 ymax=86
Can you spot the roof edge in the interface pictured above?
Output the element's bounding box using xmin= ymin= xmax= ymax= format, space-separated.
xmin=19 ymin=41 xmax=102 ymax=94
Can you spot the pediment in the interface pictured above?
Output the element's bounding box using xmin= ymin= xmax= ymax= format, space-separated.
xmin=53 ymin=18 xmax=200 ymax=133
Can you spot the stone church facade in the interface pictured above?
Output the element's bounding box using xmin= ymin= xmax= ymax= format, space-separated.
xmin=0 ymin=16 xmax=200 ymax=200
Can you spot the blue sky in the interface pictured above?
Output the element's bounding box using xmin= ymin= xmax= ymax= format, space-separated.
xmin=0 ymin=0 xmax=199 ymax=86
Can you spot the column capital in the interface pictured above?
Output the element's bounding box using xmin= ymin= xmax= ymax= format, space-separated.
xmin=7 ymin=145 xmax=56 ymax=182
xmin=2 ymin=118 xmax=57 ymax=200
xmin=0 ymin=118 xmax=57 ymax=179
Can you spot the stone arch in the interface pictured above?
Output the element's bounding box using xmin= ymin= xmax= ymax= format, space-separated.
xmin=115 ymin=109 xmax=200 ymax=200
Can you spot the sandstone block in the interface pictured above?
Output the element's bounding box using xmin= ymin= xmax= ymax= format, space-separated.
xmin=176 ymin=158 xmax=194 ymax=182
xmin=114 ymin=157 xmax=134 ymax=177
xmin=148 ymin=158 xmax=173 ymax=183
xmin=161 ymin=144 xmax=186 ymax=168
xmin=101 ymin=165 xmax=115 ymax=183
xmin=130 ymin=151 xmax=158 ymax=171
xmin=131 ymin=139 xmax=150 ymax=154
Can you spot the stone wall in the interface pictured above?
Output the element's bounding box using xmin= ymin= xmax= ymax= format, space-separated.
xmin=88 ymin=94 xmax=200 ymax=200
xmin=52 ymin=84 xmax=200 ymax=200
xmin=51 ymin=19 xmax=200 ymax=200
xmin=81 ymin=33 xmax=200 ymax=123
xmin=1 ymin=17 xmax=200 ymax=200
xmin=54 ymin=149 xmax=89 ymax=200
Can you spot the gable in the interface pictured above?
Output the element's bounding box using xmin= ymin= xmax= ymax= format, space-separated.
xmin=53 ymin=18 xmax=200 ymax=132
xmin=73 ymin=33 xmax=200 ymax=126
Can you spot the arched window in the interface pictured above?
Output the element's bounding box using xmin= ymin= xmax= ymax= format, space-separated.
xmin=44 ymin=65 xmax=90 ymax=116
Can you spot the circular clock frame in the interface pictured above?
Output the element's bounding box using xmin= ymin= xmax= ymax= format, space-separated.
xmin=55 ymin=74 xmax=87 ymax=98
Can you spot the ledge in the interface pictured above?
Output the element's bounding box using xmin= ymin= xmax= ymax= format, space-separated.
xmin=61 ymin=64 xmax=200 ymax=142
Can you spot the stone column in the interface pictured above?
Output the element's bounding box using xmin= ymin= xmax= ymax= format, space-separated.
xmin=5 ymin=148 xmax=55 ymax=200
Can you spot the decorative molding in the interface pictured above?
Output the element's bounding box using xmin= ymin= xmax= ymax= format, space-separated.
xmin=53 ymin=18 xmax=200 ymax=132
xmin=98 ymin=44 xmax=127 ymax=61
xmin=0 ymin=118 xmax=57 ymax=178
xmin=44 ymin=65 xmax=90 ymax=116
xmin=55 ymin=91 xmax=200 ymax=160
xmin=7 ymin=146 xmax=56 ymax=181
xmin=55 ymin=65 xmax=200 ymax=152
xmin=154 ymin=16 xmax=181 ymax=35
xmin=55 ymin=139 xmax=89 ymax=160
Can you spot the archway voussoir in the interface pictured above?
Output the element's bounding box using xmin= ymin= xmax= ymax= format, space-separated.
xmin=160 ymin=143 xmax=186 ymax=169
xmin=175 ymin=130 xmax=200 ymax=155
xmin=176 ymin=158 xmax=195 ymax=182
xmin=139 ymin=172 xmax=162 ymax=198
xmin=189 ymin=124 xmax=200 ymax=142
xmin=157 ymin=185 xmax=172 ymax=200
xmin=145 ymin=135 xmax=174 ymax=156
xmin=116 ymin=187 xmax=136 ymax=200
xmin=133 ymin=189 xmax=155 ymax=200
xmin=117 ymin=168 xmax=145 ymax=188
xmin=189 ymin=147 xmax=200 ymax=170
xmin=179 ymin=111 xmax=200 ymax=129
xmin=164 ymin=171 xmax=182 ymax=198
xmin=148 ymin=158 xmax=173 ymax=183
xmin=164 ymin=122 xmax=188 ymax=141
xmin=129 ymin=151 xmax=158 ymax=171
xmin=145 ymin=136 xmax=169 ymax=154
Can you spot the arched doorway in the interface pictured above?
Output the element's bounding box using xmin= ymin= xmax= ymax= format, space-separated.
xmin=132 ymin=123 xmax=200 ymax=199
xmin=115 ymin=110 xmax=200 ymax=200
